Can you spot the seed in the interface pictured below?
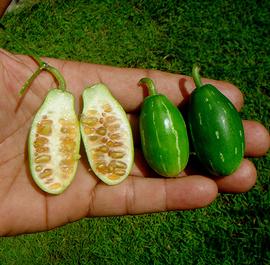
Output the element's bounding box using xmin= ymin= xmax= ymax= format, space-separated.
xmin=92 ymin=153 xmax=104 ymax=160
xmin=60 ymin=159 xmax=74 ymax=166
xmin=60 ymin=138 xmax=76 ymax=152
xmin=109 ymin=160 xmax=127 ymax=169
xmin=109 ymin=133 xmax=121 ymax=140
xmin=37 ymin=121 xmax=52 ymax=136
xmin=35 ymin=165 xmax=43 ymax=172
xmin=62 ymin=137 xmax=74 ymax=143
xmin=114 ymin=168 xmax=126 ymax=176
xmin=89 ymin=135 xmax=99 ymax=141
xmin=96 ymin=162 xmax=110 ymax=174
xmin=81 ymin=116 xmax=98 ymax=126
xmin=114 ymin=142 xmax=123 ymax=147
xmin=101 ymin=137 xmax=108 ymax=143
xmin=108 ymin=162 xmax=115 ymax=172
xmin=59 ymin=118 xmax=75 ymax=126
xmin=49 ymin=183 xmax=62 ymax=190
xmin=105 ymin=116 xmax=117 ymax=124
xmin=108 ymin=160 xmax=127 ymax=172
xmin=108 ymin=174 xmax=121 ymax=180
xmin=35 ymin=155 xmax=51 ymax=163
xmin=107 ymin=124 xmax=120 ymax=132
xmin=35 ymin=146 xmax=49 ymax=153
xmin=39 ymin=168 xmax=53 ymax=179
xmin=103 ymin=104 xmax=112 ymax=112
xmin=83 ymin=125 xmax=96 ymax=135
xmin=61 ymin=126 xmax=76 ymax=134
xmin=60 ymin=142 xmax=76 ymax=153
xmin=96 ymin=145 xmax=109 ymax=153
xmin=107 ymin=140 xmax=114 ymax=147
xmin=107 ymin=140 xmax=121 ymax=147
xmin=107 ymin=141 xmax=123 ymax=147
xmin=34 ymin=137 xmax=48 ymax=147
xmin=109 ymin=151 xmax=125 ymax=159
xmin=96 ymin=162 xmax=106 ymax=170
xmin=99 ymin=118 xmax=104 ymax=124
xmin=87 ymin=109 xmax=98 ymax=115
xmin=96 ymin=127 xmax=107 ymax=136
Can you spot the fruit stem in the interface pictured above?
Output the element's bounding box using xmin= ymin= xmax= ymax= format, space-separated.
xmin=19 ymin=60 xmax=46 ymax=96
xmin=0 ymin=22 xmax=67 ymax=95
xmin=44 ymin=64 xmax=67 ymax=92
xmin=138 ymin=78 xmax=157 ymax=96
xmin=192 ymin=64 xmax=203 ymax=88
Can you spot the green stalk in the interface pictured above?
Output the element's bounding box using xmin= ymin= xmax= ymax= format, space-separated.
xmin=18 ymin=57 xmax=67 ymax=96
xmin=44 ymin=64 xmax=67 ymax=92
xmin=19 ymin=61 xmax=46 ymax=96
xmin=192 ymin=64 xmax=203 ymax=88
xmin=138 ymin=77 xmax=158 ymax=96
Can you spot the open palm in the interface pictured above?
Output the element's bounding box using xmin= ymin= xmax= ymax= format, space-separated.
xmin=0 ymin=49 xmax=269 ymax=236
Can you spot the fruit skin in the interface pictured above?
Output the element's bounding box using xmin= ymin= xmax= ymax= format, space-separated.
xmin=139 ymin=78 xmax=189 ymax=177
xmin=188 ymin=76 xmax=245 ymax=176
xmin=80 ymin=83 xmax=134 ymax=185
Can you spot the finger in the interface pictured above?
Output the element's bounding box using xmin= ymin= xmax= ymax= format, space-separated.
xmin=130 ymin=148 xmax=153 ymax=177
xmin=244 ymin=120 xmax=270 ymax=157
xmin=214 ymin=159 xmax=257 ymax=193
xmin=88 ymin=175 xmax=218 ymax=216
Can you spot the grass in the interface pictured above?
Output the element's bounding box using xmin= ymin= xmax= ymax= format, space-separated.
xmin=0 ymin=0 xmax=269 ymax=264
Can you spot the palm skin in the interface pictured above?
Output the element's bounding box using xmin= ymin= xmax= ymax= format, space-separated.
xmin=0 ymin=49 xmax=269 ymax=236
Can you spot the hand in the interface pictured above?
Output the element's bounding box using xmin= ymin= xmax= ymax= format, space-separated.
xmin=0 ymin=49 xmax=269 ymax=236
xmin=0 ymin=0 xmax=12 ymax=17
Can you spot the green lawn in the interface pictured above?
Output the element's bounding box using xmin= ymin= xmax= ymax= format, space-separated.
xmin=0 ymin=0 xmax=269 ymax=264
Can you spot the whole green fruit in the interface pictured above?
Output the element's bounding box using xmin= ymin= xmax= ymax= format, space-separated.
xmin=139 ymin=78 xmax=189 ymax=177
xmin=188 ymin=65 xmax=245 ymax=176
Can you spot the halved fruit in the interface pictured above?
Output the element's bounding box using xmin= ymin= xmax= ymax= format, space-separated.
xmin=28 ymin=89 xmax=81 ymax=194
xmin=80 ymin=83 xmax=134 ymax=185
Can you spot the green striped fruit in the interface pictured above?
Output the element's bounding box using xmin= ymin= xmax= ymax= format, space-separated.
xmin=188 ymin=65 xmax=245 ymax=176
xmin=139 ymin=78 xmax=189 ymax=177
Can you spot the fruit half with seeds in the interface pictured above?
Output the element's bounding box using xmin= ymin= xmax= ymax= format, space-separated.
xmin=188 ymin=65 xmax=245 ymax=176
xmin=80 ymin=83 xmax=134 ymax=185
xmin=22 ymin=58 xmax=80 ymax=194
xmin=139 ymin=78 xmax=189 ymax=177
xmin=29 ymin=89 xmax=81 ymax=194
